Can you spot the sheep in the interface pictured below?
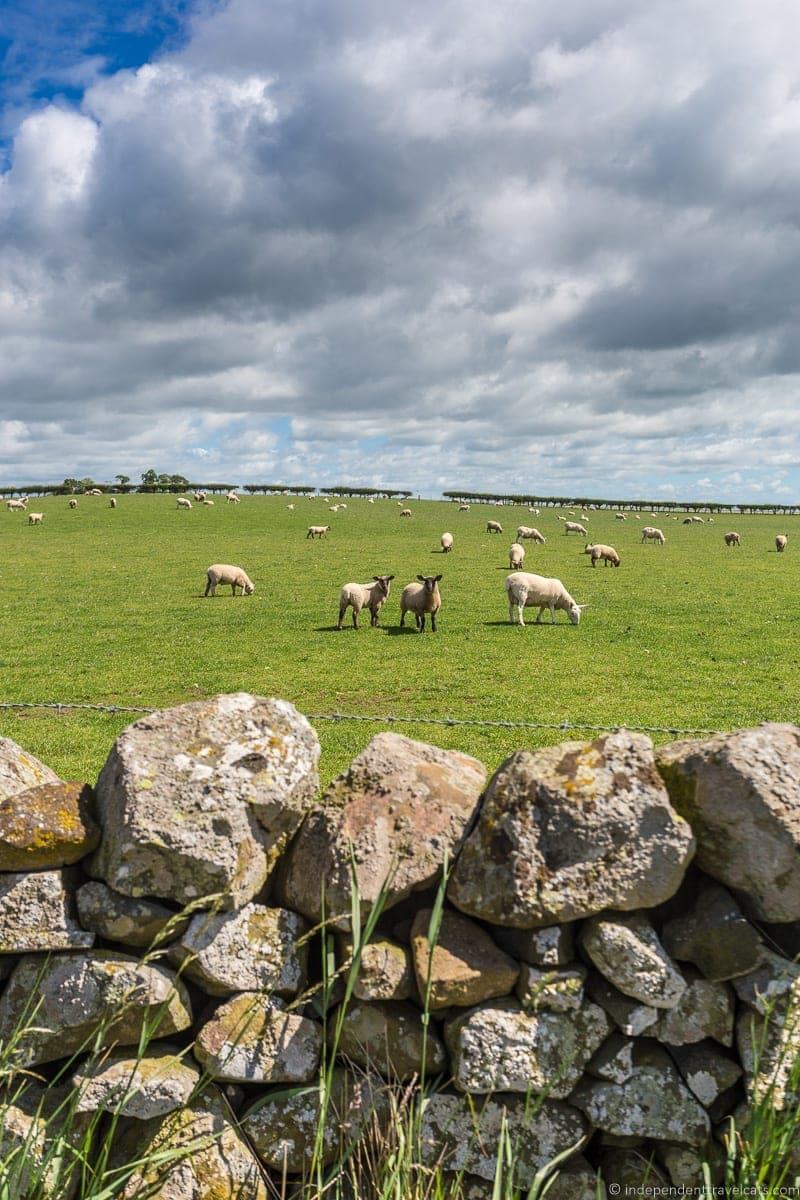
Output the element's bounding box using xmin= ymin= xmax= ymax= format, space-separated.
xmin=177 ymin=498 xmax=193 ymax=509
xmin=615 ymin=513 xmax=627 ymax=521
xmin=633 ymin=514 xmax=640 ymax=520
xmin=528 ymin=508 xmax=540 ymax=516
xmin=459 ymin=504 xmax=470 ymax=512
xmin=641 ymin=527 xmax=666 ymax=545
xmin=585 ymin=543 xmax=620 ymax=568
xmin=87 ymin=488 xmax=103 ymax=496
xmin=516 ymin=526 xmax=546 ymax=544
xmin=68 ymin=498 xmax=78 ymax=509
xmin=204 ymin=564 xmax=255 ymax=597
xmin=337 ymin=575 xmax=395 ymax=629
xmin=27 ymin=512 xmax=44 ymax=525
xmin=203 ymin=499 xmax=215 ymax=506
xmin=6 ymin=499 xmax=27 ymax=511
xmin=193 ymin=491 xmax=206 ymax=502
xmin=509 ymin=542 xmax=525 ymax=569
xmin=339 ymin=503 xmax=348 ymax=509
xmin=400 ymin=575 xmax=442 ymax=632
xmin=708 ymin=518 xmax=714 ymax=524
xmin=367 ymin=498 xmax=375 ymax=504
xmin=329 ymin=505 xmax=341 ymax=512
xmin=683 ymin=518 xmax=693 ymax=525
xmin=287 ymin=503 xmax=295 ymax=510
xmin=486 ymin=520 xmax=503 ymax=534
xmin=776 ymin=534 xmax=788 ymax=553
xmin=505 ymin=571 xmax=587 ymax=626
xmin=580 ymin=512 xmax=590 ymax=521
xmin=724 ymin=531 xmax=741 ymax=547
xmin=564 ymin=521 xmax=587 ymax=536
xmin=226 ymin=492 xmax=240 ymax=504
xmin=400 ymin=509 xmax=412 ymax=518
xmin=109 ymin=497 xmax=117 ymax=508
xmin=440 ymin=532 xmax=454 ymax=553
xmin=307 ymin=525 xmax=331 ymax=538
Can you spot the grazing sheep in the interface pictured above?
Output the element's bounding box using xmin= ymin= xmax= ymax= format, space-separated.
xmin=400 ymin=575 xmax=442 ymax=632
xmin=509 ymin=542 xmax=525 ymax=569
xmin=87 ymin=488 xmax=103 ymax=496
xmin=776 ymin=534 xmax=788 ymax=553
xmin=339 ymin=503 xmax=348 ymax=509
xmin=505 ymin=571 xmax=587 ymax=626
xmin=633 ymin=514 xmax=640 ymax=520
xmin=564 ymin=521 xmax=588 ymax=536
xmin=27 ymin=512 xmax=44 ymax=525
xmin=329 ymin=505 xmax=341 ymax=512
xmin=367 ymin=498 xmax=375 ymax=504
xmin=6 ymin=499 xmax=27 ymax=512
xmin=528 ymin=508 xmax=540 ymax=516
xmin=486 ymin=520 xmax=503 ymax=534
xmin=441 ymin=532 xmax=454 ymax=553
xmin=581 ymin=513 xmax=590 ymax=521
xmin=109 ymin=497 xmax=117 ymax=508
xmin=459 ymin=504 xmax=470 ymax=512
xmin=204 ymin=564 xmax=255 ymax=596
xmin=516 ymin=526 xmax=546 ymax=544
xmin=585 ymin=543 xmax=620 ymax=568
xmin=287 ymin=503 xmax=295 ymax=510
xmin=193 ymin=491 xmax=206 ymax=502
xmin=641 ymin=527 xmax=666 ymax=545
xmin=226 ymin=492 xmax=240 ymax=504
xmin=177 ymin=498 xmax=193 ymax=509
xmin=400 ymin=508 xmax=412 ymax=518
xmin=307 ymin=525 xmax=331 ymax=538
xmin=615 ymin=513 xmax=627 ymax=521
xmin=724 ymin=531 xmax=741 ymax=547
xmin=68 ymin=498 xmax=78 ymax=509
xmin=203 ymin=499 xmax=215 ymax=506
xmin=337 ymin=575 xmax=394 ymax=629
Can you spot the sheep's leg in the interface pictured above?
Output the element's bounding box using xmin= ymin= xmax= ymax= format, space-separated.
xmin=418 ymin=613 xmax=426 ymax=632
xmin=517 ymin=603 xmax=525 ymax=626
xmin=508 ymin=599 xmax=515 ymax=623
xmin=535 ymin=606 xmax=544 ymax=624
xmin=431 ymin=610 xmax=437 ymax=632
xmin=400 ymin=609 xmax=406 ymax=628
xmin=371 ymin=608 xmax=379 ymax=627
xmin=352 ymin=606 xmax=359 ymax=629
xmin=204 ymin=579 xmax=212 ymax=597
xmin=550 ymin=603 xmax=557 ymax=623
xmin=231 ymin=583 xmax=238 ymax=596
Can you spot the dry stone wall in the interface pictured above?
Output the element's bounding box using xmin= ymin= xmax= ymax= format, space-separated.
xmin=0 ymin=695 xmax=799 ymax=1198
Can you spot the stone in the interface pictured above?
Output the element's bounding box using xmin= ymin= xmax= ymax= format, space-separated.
xmin=0 ymin=1082 xmax=91 ymax=1200
xmin=89 ymin=693 xmax=320 ymax=909
xmin=280 ymin=732 xmax=486 ymax=928
xmin=587 ymin=974 xmax=660 ymax=1036
xmin=515 ymin=964 xmax=587 ymax=1013
xmin=571 ymin=1045 xmax=711 ymax=1145
xmin=0 ymin=870 xmax=94 ymax=952
xmin=599 ymin=1148 xmax=669 ymax=1189
xmin=669 ymin=1041 xmax=743 ymax=1106
xmin=330 ymin=999 xmax=446 ymax=1080
xmin=654 ymin=968 xmax=735 ymax=1046
xmin=73 ymin=1045 xmax=201 ymax=1118
xmin=587 ymin=1032 xmax=646 ymax=1083
xmin=194 ymin=992 xmax=322 ymax=1083
xmin=0 ymin=953 xmax=192 ymax=1067
xmin=0 ymin=780 xmax=99 ymax=870
xmin=661 ymin=880 xmax=763 ymax=981
xmin=580 ymin=912 xmax=686 ymax=1008
xmin=492 ymin=923 xmax=575 ymax=966
xmin=731 ymin=949 xmax=800 ymax=1018
xmin=338 ymin=935 xmax=416 ymax=1001
xmin=444 ymin=998 xmax=610 ymax=1098
xmin=448 ymin=732 xmax=695 ymax=927
xmin=543 ymin=1155 xmax=599 ymax=1200
xmin=171 ymin=904 xmax=308 ymax=996
xmin=735 ymin=956 xmax=800 ymax=1111
xmin=110 ymin=1089 xmax=267 ymax=1200
xmin=657 ymin=724 xmax=800 ymax=922
xmin=242 ymin=1068 xmax=386 ymax=1173
xmin=419 ymin=1092 xmax=587 ymax=1189
xmin=410 ymin=908 xmax=519 ymax=1010
xmin=0 ymin=736 xmax=59 ymax=802
xmin=656 ymin=1141 xmax=726 ymax=1187
xmin=75 ymin=881 xmax=186 ymax=948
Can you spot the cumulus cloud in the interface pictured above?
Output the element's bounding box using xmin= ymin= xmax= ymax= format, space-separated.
xmin=2 ymin=0 xmax=800 ymax=498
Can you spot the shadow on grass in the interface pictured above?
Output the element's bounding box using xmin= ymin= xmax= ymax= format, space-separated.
xmin=384 ymin=624 xmax=427 ymax=636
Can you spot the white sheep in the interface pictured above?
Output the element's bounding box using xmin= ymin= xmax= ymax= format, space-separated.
xmin=329 ymin=505 xmax=341 ymax=512
xmin=193 ymin=491 xmax=206 ymax=502
xmin=509 ymin=542 xmax=525 ymax=569
xmin=564 ymin=521 xmax=587 ymax=536
xmin=633 ymin=514 xmax=640 ymax=520
xmin=204 ymin=564 xmax=255 ymax=596
xmin=400 ymin=508 xmax=412 ymax=518
xmin=776 ymin=534 xmax=788 ymax=553
xmin=68 ymin=498 xmax=78 ymax=509
xmin=307 ymin=525 xmax=331 ymax=538
xmin=28 ymin=512 xmax=44 ymax=525
xmin=109 ymin=497 xmax=117 ymax=508
xmin=516 ymin=526 xmax=546 ymax=543
xmin=337 ymin=575 xmax=394 ymax=629
xmin=724 ymin=531 xmax=741 ymax=547
xmin=486 ymin=520 xmax=503 ymax=534
xmin=585 ymin=543 xmax=620 ymax=568
xmin=226 ymin=492 xmax=240 ymax=504
xmin=203 ymin=499 xmax=215 ymax=506
xmin=459 ymin=504 xmax=470 ymax=512
xmin=6 ymin=499 xmax=27 ymax=512
xmin=287 ymin=503 xmax=295 ymax=510
xmin=505 ymin=571 xmax=587 ymax=626
xmin=87 ymin=488 xmax=103 ymax=496
xmin=177 ymin=498 xmax=193 ymax=509
xmin=441 ymin=532 xmax=454 ymax=553
xmin=615 ymin=513 xmax=627 ymax=521
xmin=528 ymin=508 xmax=540 ymax=516
xmin=400 ymin=574 xmax=442 ymax=632
xmin=641 ymin=527 xmax=666 ymax=545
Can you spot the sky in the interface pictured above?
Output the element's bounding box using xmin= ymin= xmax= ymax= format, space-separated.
xmin=2 ymin=0 xmax=800 ymax=500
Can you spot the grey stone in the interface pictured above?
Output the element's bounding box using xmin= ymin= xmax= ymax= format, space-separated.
xmin=280 ymin=732 xmax=486 ymax=928
xmin=0 ymin=780 xmax=99 ymax=870
xmin=669 ymin=1041 xmax=743 ymax=1106
xmin=735 ymin=959 xmax=800 ymax=1111
xmin=661 ymin=880 xmax=763 ymax=981
xmin=410 ymin=908 xmax=519 ymax=1010
xmin=0 ymin=870 xmax=94 ymax=952
xmin=515 ymin=964 xmax=587 ymax=1012
xmin=656 ymin=1141 xmax=726 ymax=1188
xmin=330 ymin=999 xmax=446 ymax=1080
xmin=0 ymin=736 xmax=59 ymax=802
xmin=73 ymin=1045 xmax=201 ymax=1118
xmin=599 ymin=1147 xmax=669 ymax=1189
xmin=587 ymin=973 xmax=660 ymax=1036
xmin=338 ymin=935 xmax=416 ymax=1001
xmin=171 ymin=904 xmax=308 ymax=996
xmin=731 ymin=949 xmax=800 ymax=1018
xmin=89 ymin=693 xmax=320 ymax=909
xmin=654 ymin=968 xmax=735 ymax=1046
xmin=657 ymin=724 xmax=800 ymax=922
xmin=449 ymin=731 xmax=695 ymax=927
xmin=194 ymin=992 xmax=322 ymax=1084
xmin=581 ymin=912 xmax=686 ymax=1009
xmin=587 ymin=1032 xmax=652 ymax=1083
xmin=543 ymin=1155 xmax=599 ymax=1200
xmin=492 ymin=923 xmax=575 ymax=966
xmin=444 ymin=998 xmax=611 ymax=1097
xmin=76 ymin=881 xmax=185 ymax=948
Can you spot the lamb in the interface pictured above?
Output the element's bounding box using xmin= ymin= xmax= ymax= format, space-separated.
xmin=28 ymin=512 xmax=44 ymax=525
xmin=641 ymin=527 xmax=666 ymax=544
xmin=585 ymin=543 xmax=620 ymax=568
xmin=509 ymin=542 xmax=525 ymax=569
xmin=440 ymin=532 xmax=454 ymax=553
xmin=177 ymin=498 xmax=193 ymax=509
xmin=400 ymin=575 xmax=442 ymax=632
xmin=400 ymin=509 xmax=412 ymax=518
xmin=505 ymin=571 xmax=587 ymax=626
xmin=528 ymin=508 xmax=540 ymax=516
xmin=307 ymin=525 xmax=331 ymax=538
xmin=615 ymin=513 xmax=627 ymax=521
xmin=367 ymin=498 xmax=375 ymax=504
xmin=724 ymin=531 xmax=741 ymax=547
xmin=329 ymin=505 xmax=341 ymax=512
xmin=6 ymin=499 xmax=27 ymax=511
xmin=203 ymin=499 xmax=215 ymax=506
xmin=193 ymin=491 xmax=206 ymax=502
xmin=204 ymin=564 xmax=255 ymax=596
xmin=109 ymin=497 xmax=117 ymax=508
xmin=776 ymin=534 xmax=788 ymax=552
xmin=69 ymin=498 xmax=78 ymax=509
xmin=337 ymin=575 xmax=394 ymax=629
xmin=226 ymin=492 xmax=240 ymax=504
xmin=633 ymin=514 xmax=640 ymax=520
xmin=486 ymin=520 xmax=503 ymax=534
xmin=564 ymin=521 xmax=587 ymax=536
xmin=516 ymin=526 xmax=546 ymax=543
xmin=459 ymin=504 xmax=470 ymax=511
xmin=87 ymin=488 xmax=103 ymax=496
xmin=287 ymin=503 xmax=295 ymax=510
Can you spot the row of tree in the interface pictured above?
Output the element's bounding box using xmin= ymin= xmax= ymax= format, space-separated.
xmin=442 ymin=491 xmax=800 ymax=515
xmin=0 ymin=475 xmax=415 ymax=498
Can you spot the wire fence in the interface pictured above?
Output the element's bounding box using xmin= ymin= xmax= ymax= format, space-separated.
xmin=0 ymin=700 xmax=724 ymax=738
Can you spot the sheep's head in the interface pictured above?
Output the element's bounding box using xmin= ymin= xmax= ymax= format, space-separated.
xmin=569 ymin=603 xmax=588 ymax=625
xmin=416 ymin=574 xmax=442 ymax=595
xmin=244 ymin=580 xmax=255 ymax=595
xmin=372 ymin=575 xmax=394 ymax=597
xmin=584 ymin=544 xmax=595 ymax=555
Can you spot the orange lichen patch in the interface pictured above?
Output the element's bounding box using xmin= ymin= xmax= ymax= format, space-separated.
xmin=0 ymin=781 xmax=99 ymax=870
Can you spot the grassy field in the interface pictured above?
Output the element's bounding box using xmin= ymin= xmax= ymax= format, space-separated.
xmin=0 ymin=494 xmax=797 ymax=786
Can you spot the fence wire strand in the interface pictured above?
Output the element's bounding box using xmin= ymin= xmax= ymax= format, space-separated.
xmin=0 ymin=700 xmax=723 ymax=738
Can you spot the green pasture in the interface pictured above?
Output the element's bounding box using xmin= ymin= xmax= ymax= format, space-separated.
xmin=0 ymin=494 xmax=797 ymax=786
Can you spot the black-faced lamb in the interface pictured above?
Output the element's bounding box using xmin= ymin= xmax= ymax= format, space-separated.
xmin=400 ymin=575 xmax=442 ymax=632
xmin=337 ymin=576 xmax=394 ymax=629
